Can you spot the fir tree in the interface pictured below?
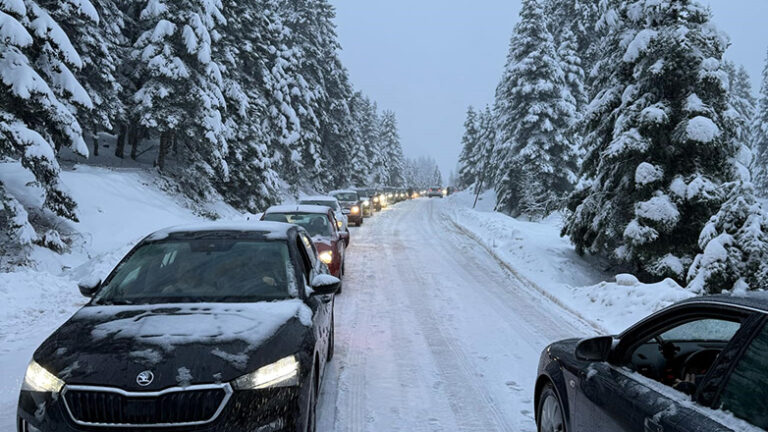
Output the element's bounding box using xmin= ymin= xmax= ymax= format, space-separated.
xmin=457 ymin=107 xmax=481 ymax=189
xmin=564 ymin=0 xmax=739 ymax=283
xmin=723 ymin=61 xmax=756 ymax=155
xmin=752 ymin=49 xmax=768 ymax=194
xmin=494 ymin=0 xmax=578 ymax=218
xmin=378 ymin=110 xmax=404 ymax=186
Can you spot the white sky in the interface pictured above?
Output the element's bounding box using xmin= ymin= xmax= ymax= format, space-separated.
xmin=332 ymin=0 xmax=768 ymax=179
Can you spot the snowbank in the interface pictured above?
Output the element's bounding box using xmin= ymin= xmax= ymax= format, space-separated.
xmin=440 ymin=190 xmax=694 ymax=334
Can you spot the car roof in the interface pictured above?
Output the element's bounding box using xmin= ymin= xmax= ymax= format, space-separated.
xmin=265 ymin=204 xmax=333 ymax=215
xmin=674 ymin=292 xmax=768 ymax=314
xmin=329 ymin=189 xmax=357 ymax=195
xmin=145 ymin=221 xmax=295 ymax=241
xmin=299 ymin=195 xmax=339 ymax=202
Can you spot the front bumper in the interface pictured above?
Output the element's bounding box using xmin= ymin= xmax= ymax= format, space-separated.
xmin=18 ymin=385 xmax=308 ymax=432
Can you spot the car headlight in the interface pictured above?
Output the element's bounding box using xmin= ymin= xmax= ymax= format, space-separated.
xmin=232 ymin=355 xmax=299 ymax=390
xmin=318 ymin=250 xmax=333 ymax=264
xmin=22 ymin=360 xmax=65 ymax=393
xmin=363 ymin=200 xmax=370 ymax=206
xmin=373 ymin=197 xmax=379 ymax=203
xmin=351 ymin=206 xmax=360 ymax=214
xmin=336 ymin=220 xmax=343 ymax=229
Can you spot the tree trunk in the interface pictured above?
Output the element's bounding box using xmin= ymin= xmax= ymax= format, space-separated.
xmin=92 ymin=129 xmax=99 ymax=157
xmin=129 ymin=127 xmax=139 ymax=160
xmin=156 ymin=131 xmax=172 ymax=171
xmin=115 ymin=124 xmax=126 ymax=158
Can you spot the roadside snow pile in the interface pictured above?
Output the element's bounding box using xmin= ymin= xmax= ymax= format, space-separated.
xmin=441 ymin=190 xmax=694 ymax=333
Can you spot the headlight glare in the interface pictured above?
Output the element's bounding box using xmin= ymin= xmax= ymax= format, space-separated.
xmin=319 ymin=250 xmax=333 ymax=264
xmin=22 ymin=360 xmax=64 ymax=393
xmin=351 ymin=206 xmax=360 ymax=214
xmin=232 ymin=355 xmax=299 ymax=390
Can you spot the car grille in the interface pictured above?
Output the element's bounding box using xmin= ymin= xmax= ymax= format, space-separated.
xmin=62 ymin=384 xmax=232 ymax=427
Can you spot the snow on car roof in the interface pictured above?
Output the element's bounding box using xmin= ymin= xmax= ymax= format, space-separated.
xmin=264 ymin=204 xmax=333 ymax=214
xmin=329 ymin=189 xmax=357 ymax=195
xmin=146 ymin=221 xmax=294 ymax=241
xmin=299 ymin=195 xmax=339 ymax=202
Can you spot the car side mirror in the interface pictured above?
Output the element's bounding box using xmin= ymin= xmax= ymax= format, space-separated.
xmin=575 ymin=336 xmax=614 ymax=362
xmin=310 ymin=274 xmax=341 ymax=296
xmin=339 ymin=231 xmax=350 ymax=241
xmin=342 ymin=208 xmax=351 ymax=215
xmin=78 ymin=277 xmax=102 ymax=298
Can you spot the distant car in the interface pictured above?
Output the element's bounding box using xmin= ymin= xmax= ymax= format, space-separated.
xmin=356 ymin=188 xmax=383 ymax=212
xmin=17 ymin=222 xmax=339 ymax=432
xmin=427 ymin=187 xmax=443 ymax=198
xmin=298 ymin=196 xmax=349 ymax=244
xmin=329 ymin=190 xmax=364 ymax=226
xmin=536 ymin=294 xmax=768 ymax=432
xmin=351 ymin=188 xmax=374 ymax=217
xmin=262 ymin=205 xmax=347 ymax=285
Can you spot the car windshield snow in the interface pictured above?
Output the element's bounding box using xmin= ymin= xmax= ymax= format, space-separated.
xmin=93 ymin=239 xmax=294 ymax=305
xmin=264 ymin=212 xmax=333 ymax=238
xmin=334 ymin=193 xmax=358 ymax=202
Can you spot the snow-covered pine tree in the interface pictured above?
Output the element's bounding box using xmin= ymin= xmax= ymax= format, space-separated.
xmin=474 ymin=106 xmax=498 ymax=192
xmin=544 ymin=0 xmax=601 ymax=79
xmin=752 ymin=49 xmax=768 ymax=194
xmin=348 ymin=92 xmax=375 ymax=187
xmin=493 ymin=0 xmax=578 ymax=218
xmin=130 ymin=0 xmax=229 ymax=188
xmin=378 ymin=110 xmax=405 ymax=186
xmin=42 ymin=0 xmax=127 ymax=156
xmin=457 ymin=107 xmax=481 ymax=189
xmin=688 ymin=182 xmax=768 ymax=293
xmin=564 ymin=0 xmax=740 ymax=283
xmin=723 ymin=61 xmax=756 ymax=156
xmin=0 ymin=0 xmax=91 ymax=258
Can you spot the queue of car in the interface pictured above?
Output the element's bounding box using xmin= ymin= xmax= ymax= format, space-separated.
xmin=16 ymin=186 xmax=411 ymax=432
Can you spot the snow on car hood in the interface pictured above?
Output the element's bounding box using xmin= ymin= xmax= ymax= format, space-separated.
xmin=34 ymin=300 xmax=313 ymax=389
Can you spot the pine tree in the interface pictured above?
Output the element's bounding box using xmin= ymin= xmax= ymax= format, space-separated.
xmin=723 ymin=61 xmax=756 ymax=155
xmin=493 ymin=0 xmax=578 ymax=218
xmin=457 ymin=107 xmax=481 ymax=189
xmin=564 ymin=0 xmax=739 ymax=283
xmin=475 ymin=106 xmax=498 ymax=191
xmin=544 ymin=0 xmax=601 ymax=77
xmin=378 ymin=110 xmax=404 ymax=186
xmin=0 ymin=0 xmax=92 ymax=256
xmin=752 ymin=49 xmax=768 ymax=194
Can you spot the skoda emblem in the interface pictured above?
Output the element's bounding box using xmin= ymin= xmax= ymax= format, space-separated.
xmin=136 ymin=370 xmax=154 ymax=387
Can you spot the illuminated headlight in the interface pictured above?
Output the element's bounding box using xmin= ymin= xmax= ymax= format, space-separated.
xmin=351 ymin=206 xmax=360 ymax=214
xmin=373 ymin=197 xmax=379 ymax=203
xmin=363 ymin=200 xmax=370 ymax=206
xmin=336 ymin=220 xmax=343 ymax=229
xmin=22 ymin=360 xmax=65 ymax=393
xmin=232 ymin=355 xmax=299 ymax=390
xmin=319 ymin=250 xmax=333 ymax=264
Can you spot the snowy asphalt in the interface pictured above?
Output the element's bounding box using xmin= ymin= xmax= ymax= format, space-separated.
xmin=317 ymin=198 xmax=597 ymax=432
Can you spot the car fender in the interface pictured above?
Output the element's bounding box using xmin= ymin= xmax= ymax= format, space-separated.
xmin=535 ymin=354 xmax=572 ymax=429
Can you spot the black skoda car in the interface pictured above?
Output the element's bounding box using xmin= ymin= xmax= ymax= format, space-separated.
xmin=17 ymin=222 xmax=340 ymax=432
xmin=536 ymin=294 xmax=768 ymax=432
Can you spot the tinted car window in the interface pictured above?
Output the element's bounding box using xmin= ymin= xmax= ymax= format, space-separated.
xmin=660 ymin=319 xmax=741 ymax=341
xmin=264 ymin=212 xmax=333 ymax=237
xmin=94 ymin=239 xmax=292 ymax=304
xmin=719 ymin=322 xmax=768 ymax=428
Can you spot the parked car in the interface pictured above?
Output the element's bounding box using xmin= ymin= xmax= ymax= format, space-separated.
xmin=535 ymin=293 xmax=768 ymax=432
xmin=351 ymin=188 xmax=374 ymax=217
xmin=427 ymin=187 xmax=443 ymax=198
xmin=17 ymin=222 xmax=339 ymax=432
xmin=329 ymin=189 xmax=364 ymax=226
xmin=262 ymin=205 xmax=347 ymax=285
xmin=298 ymin=196 xmax=349 ymax=243
xmin=356 ymin=188 xmax=382 ymax=212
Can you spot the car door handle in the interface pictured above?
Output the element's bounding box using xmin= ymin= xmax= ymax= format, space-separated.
xmin=644 ymin=418 xmax=663 ymax=432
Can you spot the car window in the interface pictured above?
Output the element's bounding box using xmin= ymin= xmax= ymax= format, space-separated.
xmin=299 ymin=233 xmax=319 ymax=269
xmin=263 ymin=212 xmax=333 ymax=237
xmin=334 ymin=192 xmax=358 ymax=201
xmin=718 ymin=322 xmax=768 ymax=429
xmin=626 ymin=317 xmax=742 ymax=395
xmin=295 ymin=237 xmax=313 ymax=285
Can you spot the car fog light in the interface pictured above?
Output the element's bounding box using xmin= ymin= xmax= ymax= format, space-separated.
xmin=233 ymin=356 xmax=299 ymax=390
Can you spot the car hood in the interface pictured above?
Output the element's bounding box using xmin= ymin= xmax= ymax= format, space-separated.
xmin=34 ymin=300 xmax=313 ymax=390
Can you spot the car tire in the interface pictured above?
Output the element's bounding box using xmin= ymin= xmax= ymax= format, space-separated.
xmin=537 ymin=383 xmax=566 ymax=432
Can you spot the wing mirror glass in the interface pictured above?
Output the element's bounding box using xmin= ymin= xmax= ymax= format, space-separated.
xmin=310 ymin=274 xmax=341 ymax=296
xmin=575 ymin=336 xmax=614 ymax=362
xmin=78 ymin=277 xmax=102 ymax=297
xmin=339 ymin=231 xmax=350 ymax=241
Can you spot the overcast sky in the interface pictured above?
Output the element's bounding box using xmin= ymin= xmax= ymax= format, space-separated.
xmin=331 ymin=1 xmax=768 ymax=179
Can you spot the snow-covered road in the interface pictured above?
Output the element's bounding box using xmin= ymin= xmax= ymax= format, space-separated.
xmin=317 ymin=198 xmax=597 ymax=432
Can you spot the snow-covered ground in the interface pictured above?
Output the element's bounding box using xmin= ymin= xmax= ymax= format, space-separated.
xmin=0 ymin=164 xmax=245 ymax=430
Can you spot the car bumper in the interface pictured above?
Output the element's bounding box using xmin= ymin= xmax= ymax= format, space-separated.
xmin=18 ymin=385 xmax=309 ymax=432
xmin=347 ymin=214 xmax=363 ymax=224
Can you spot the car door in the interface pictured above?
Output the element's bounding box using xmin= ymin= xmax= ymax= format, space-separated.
xmin=328 ymin=212 xmax=345 ymax=265
xmin=297 ymin=233 xmax=332 ymax=372
xmin=573 ymin=306 xmax=753 ymax=432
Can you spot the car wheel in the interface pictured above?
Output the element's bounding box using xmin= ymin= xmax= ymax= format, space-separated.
xmin=327 ymin=314 xmax=335 ymax=361
xmin=538 ymin=383 xmax=566 ymax=432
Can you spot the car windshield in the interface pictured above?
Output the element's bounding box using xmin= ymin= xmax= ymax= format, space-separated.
xmin=264 ymin=212 xmax=333 ymax=237
xmin=301 ymin=200 xmax=339 ymax=211
xmin=334 ymin=193 xmax=358 ymax=201
xmin=93 ymin=239 xmax=294 ymax=305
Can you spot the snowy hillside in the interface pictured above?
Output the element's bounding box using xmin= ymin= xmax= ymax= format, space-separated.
xmin=0 ymin=164 xmax=246 ymax=430
xmin=439 ymin=190 xmax=694 ymax=333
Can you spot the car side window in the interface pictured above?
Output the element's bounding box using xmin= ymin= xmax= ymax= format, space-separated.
xmin=718 ymin=322 xmax=768 ymax=429
xmin=626 ymin=317 xmax=742 ymax=395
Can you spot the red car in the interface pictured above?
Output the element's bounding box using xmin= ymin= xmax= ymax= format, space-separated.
xmin=261 ymin=205 xmax=347 ymax=291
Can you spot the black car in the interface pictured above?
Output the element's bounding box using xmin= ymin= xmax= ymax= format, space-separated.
xmin=17 ymin=222 xmax=340 ymax=432
xmin=536 ymin=294 xmax=768 ymax=432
